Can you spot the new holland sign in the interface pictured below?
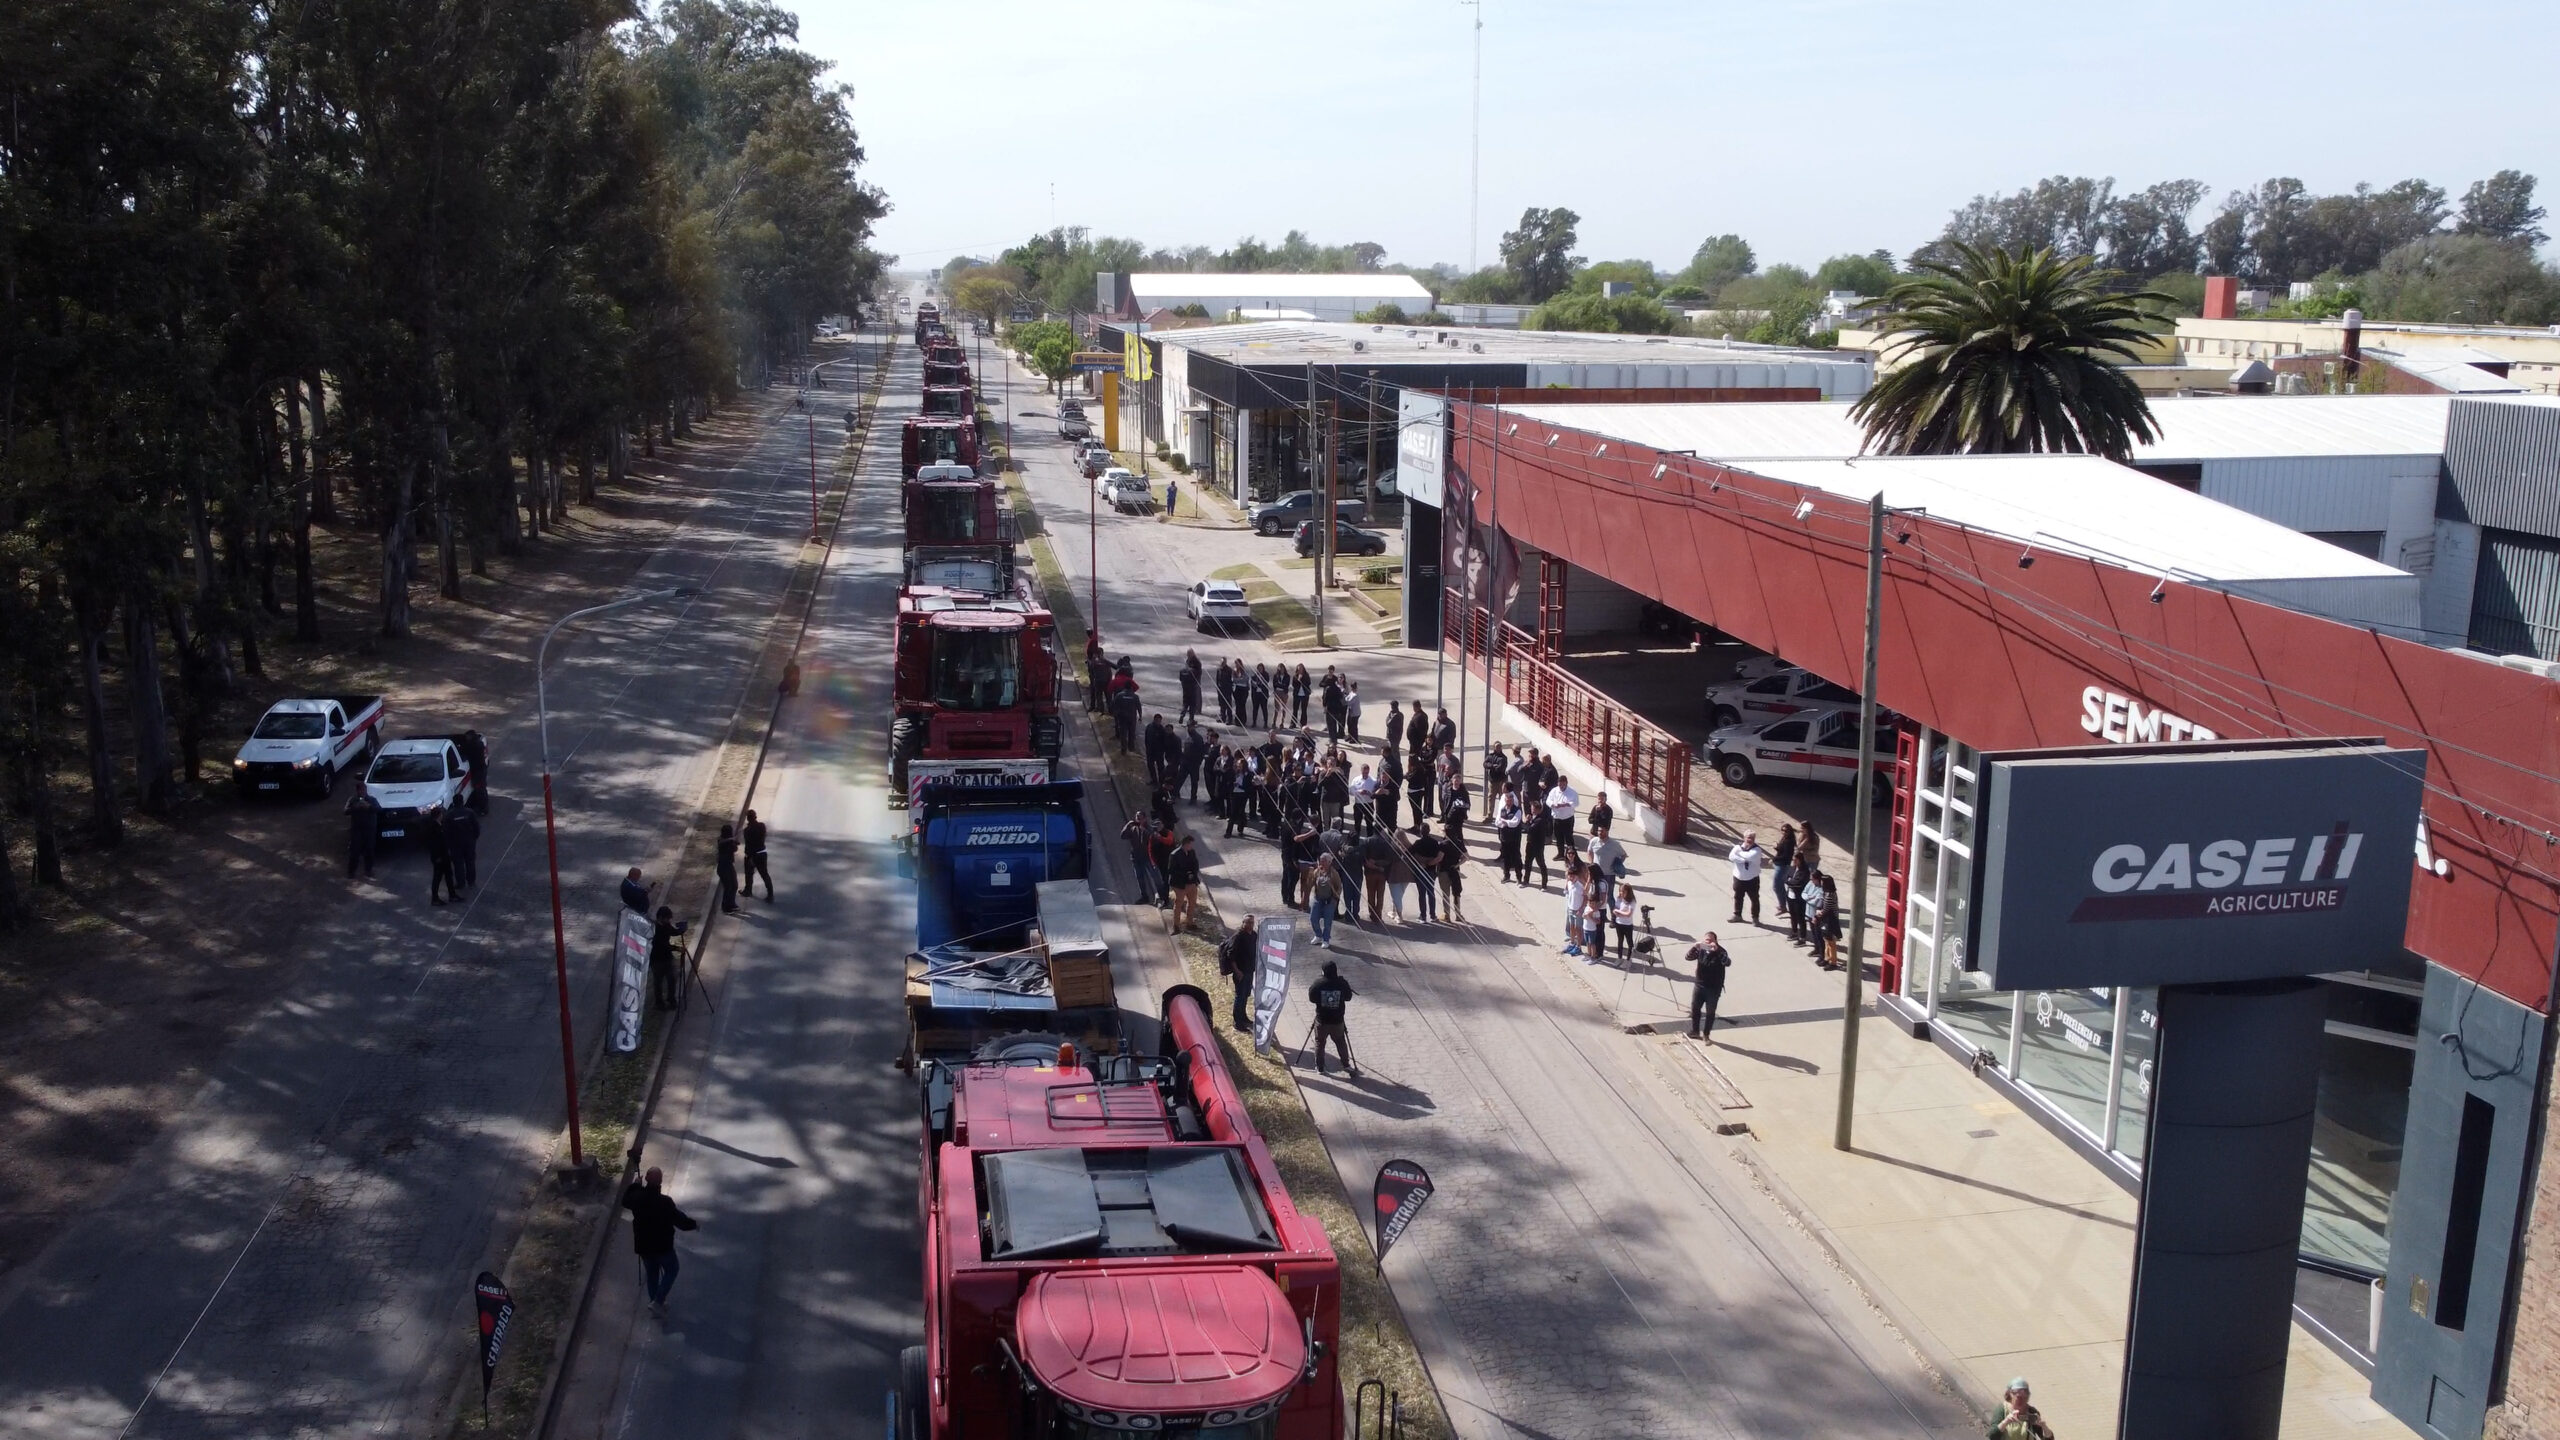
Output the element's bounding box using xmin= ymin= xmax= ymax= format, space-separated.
xmin=1967 ymin=742 xmax=2424 ymax=990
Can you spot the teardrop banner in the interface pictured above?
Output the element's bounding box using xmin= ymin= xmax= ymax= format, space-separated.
xmin=1372 ymin=1160 xmax=1435 ymax=1267
xmin=474 ymin=1271 xmax=515 ymax=1423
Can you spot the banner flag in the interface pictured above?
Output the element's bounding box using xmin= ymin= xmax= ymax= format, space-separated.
xmin=1373 ymin=1160 xmax=1435 ymax=1266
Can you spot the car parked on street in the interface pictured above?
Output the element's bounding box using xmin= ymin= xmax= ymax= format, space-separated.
xmin=232 ymin=695 xmax=385 ymax=797
xmin=362 ymin=735 xmax=486 ymax=839
xmin=1705 ymin=706 xmax=1894 ymax=793
xmin=1251 ymin=489 xmax=1367 ymax=536
xmin=1105 ymin=471 xmax=1154 ymax=513
xmin=1292 ymin=520 xmax=1388 ymax=557
xmin=1703 ymin=665 xmax=1860 ymax=730
xmin=1187 ymin=580 xmax=1253 ymax=633
xmin=1096 ymin=465 xmax=1140 ymax=499
xmin=1057 ymin=406 xmax=1089 ymax=439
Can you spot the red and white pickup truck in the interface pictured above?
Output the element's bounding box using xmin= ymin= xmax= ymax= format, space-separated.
xmin=232 ymin=695 xmax=386 ymax=797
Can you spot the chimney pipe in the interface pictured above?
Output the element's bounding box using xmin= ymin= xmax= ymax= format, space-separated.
xmin=2342 ymin=308 xmax=2364 ymax=378
xmin=2203 ymin=276 xmax=2239 ymax=321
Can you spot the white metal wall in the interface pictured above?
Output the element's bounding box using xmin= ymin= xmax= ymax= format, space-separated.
xmin=1522 ymin=359 xmax=1873 ymax=399
xmin=2198 ymin=455 xmax=2439 ymax=565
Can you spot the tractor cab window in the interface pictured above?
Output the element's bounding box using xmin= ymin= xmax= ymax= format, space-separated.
xmin=930 ymin=629 xmax=1020 ymax=710
xmin=915 ymin=488 xmax=980 ymax=541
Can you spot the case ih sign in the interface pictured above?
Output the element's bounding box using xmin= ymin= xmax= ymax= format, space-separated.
xmin=1967 ymin=742 xmax=2425 ymax=991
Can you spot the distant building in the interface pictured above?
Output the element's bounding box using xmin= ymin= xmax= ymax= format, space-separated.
xmin=1095 ymin=272 xmax=1435 ymax=324
xmin=2175 ymin=307 xmax=2560 ymax=395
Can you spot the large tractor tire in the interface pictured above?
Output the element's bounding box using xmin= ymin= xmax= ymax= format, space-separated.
xmin=889 ymin=717 xmax=923 ymax=798
xmin=897 ymin=1346 xmax=929 ymax=1440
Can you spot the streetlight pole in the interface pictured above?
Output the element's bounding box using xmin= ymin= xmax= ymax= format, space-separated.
xmin=1834 ymin=493 xmax=1887 ymax=1152
xmin=1462 ymin=0 xmax=1482 ymax=275
xmin=537 ymin=584 xmax=695 ymax=1171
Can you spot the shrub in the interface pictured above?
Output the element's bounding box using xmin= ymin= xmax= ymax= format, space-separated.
xmin=1360 ymin=564 xmax=1399 ymax=586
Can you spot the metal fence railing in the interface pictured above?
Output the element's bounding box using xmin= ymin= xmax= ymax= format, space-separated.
xmin=1449 ymin=605 xmax=1692 ymax=843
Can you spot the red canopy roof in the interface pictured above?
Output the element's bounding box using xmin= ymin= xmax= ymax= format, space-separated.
xmin=1017 ymin=1266 xmax=1305 ymax=1418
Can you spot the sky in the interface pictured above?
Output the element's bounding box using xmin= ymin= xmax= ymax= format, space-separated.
xmin=793 ymin=0 xmax=2560 ymax=278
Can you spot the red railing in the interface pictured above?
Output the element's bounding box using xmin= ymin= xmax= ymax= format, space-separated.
xmin=1448 ymin=604 xmax=1691 ymax=843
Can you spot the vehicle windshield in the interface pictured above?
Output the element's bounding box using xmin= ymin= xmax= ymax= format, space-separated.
xmin=930 ymin=628 xmax=1020 ymax=710
xmin=254 ymin=713 xmax=327 ymax=739
xmin=370 ymin=753 xmax=446 ymax=784
xmin=916 ymin=427 xmax=965 ymax=465
xmin=915 ymin=489 xmax=980 ymax=540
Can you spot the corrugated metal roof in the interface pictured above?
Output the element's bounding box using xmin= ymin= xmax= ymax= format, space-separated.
xmin=1732 ymin=455 xmax=2413 ymax=587
xmin=1127 ymin=273 xmax=1435 ymax=302
xmin=1505 ymin=394 xmax=2481 ymax=462
xmin=2369 ymin=348 xmax=2529 ymax=395
xmin=1146 ymin=320 xmax=1858 ymax=370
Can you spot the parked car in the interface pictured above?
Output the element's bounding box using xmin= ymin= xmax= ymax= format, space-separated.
xmin=1096 ymin=465 xmax=1141 ymax=499
xmin=1292 ymin=519 xmax=1388 ymax=557
xmin=1702 ymin=665 xmax=1860 ymax=730
xmin=1106 ymin=471 xmax=1154 ymax=513
xmin=233 ymin=695 xmax=386 ymax=797
xmin=1251 ymin=489 xmax=1368 ymax=536
xmin=1187 ymin=580 xmax=1253 ymax=632
xmin=1057 ymin=410 xmax=1090 ymax=439
xmin=362 ymin=735 xmax=487 ymax=839
xmin=1705 ymin=707 xmax=1894 ymax=794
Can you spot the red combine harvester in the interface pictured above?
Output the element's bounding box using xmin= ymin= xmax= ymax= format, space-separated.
xmin=915 ymin=303 xmax=943 ymax=347
xmin=891 ymin=587 xmax=1061 ymax=798
xmin=901 ymin=984 xmax=1344 ymax=1440
xmin=922 ymin=384 xmax=976 ymax=419
xmin=904 ymin=416 xmax=982 ymax=481
xmin=905 ymin=474 xmax=1016 ymax=592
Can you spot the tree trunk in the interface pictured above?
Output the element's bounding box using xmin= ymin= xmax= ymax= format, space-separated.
xmin=285 ymin=378 xmax=320 ymax=641
xmin=550 ymin=451 xmax=569 ymax=524
xmin=72 ymin=594 xmax=121 ymax=843
xmin=304 ymin=374 xmax=337 ymax=523
xmin=642 ymin=416 xmax=656 ymax=459
xmin=507 ymin=443 xmax=531 ymax=546
xmin=579 ymin=442 xmax=597 ymax=504
xmin=433 ymin=415 xmax=461 ymax=600
xmin=610 ymin=424 xmax=629 ymax=484
xmin=183 ymin=471 xmax=237 ymax=696
xmin=254 ymin=399 xmax=283 ymax=616
xmin=125 ymin=600 xmax=174 ymax=816
xmin=166 ymin=598 xmax=204 ymax=786
xmin=381 ymin=454 xmax=415 ymax=638
xmin=0 ymin=806 xmax=27 ymax=932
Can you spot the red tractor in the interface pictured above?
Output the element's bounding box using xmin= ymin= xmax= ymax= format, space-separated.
xmin=891 ymin=586 xmax=1061 ymax=797
xmin=904 ymin=416 xmax=982 ymax=480
xmin=902 ymin=985 xmax=1344 ymax=1440
xmin=915 ymin=303 xmax=943 ymax=347
xmin=922 ymin=384 xmax=976 ymax=419
xmin=904 ymin=475 xmax=1016 ymax=593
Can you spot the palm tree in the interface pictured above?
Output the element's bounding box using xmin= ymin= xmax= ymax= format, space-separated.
xmin=1850 ymin=244 xmax=2174 ymax=461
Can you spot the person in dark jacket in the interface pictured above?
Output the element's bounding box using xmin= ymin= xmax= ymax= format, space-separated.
xmin=458 ymin=729 xmax=490 ymax=812
xmin=1220 ymin=916 xmax=1260 ymax=1031
xmin=1165 ymin=835 xmax=1203 ymax=931
xmin=1085 ymin=650 xmax=1111 ymax=713
xmin=1121 ymin=816 xmax=1161 ymax=905
xmin=741 ymin=808 xmax=772 ymax=900
xmin=650 ymin=906 xmax=688 ymax=1010
xmin=1308 ymin=961 xmax=1357 ymax=1076
xmin=1430 ymin=708 xmax=1456 ymax=755
xmin=621 ymin=1166 xmax=699 ymax=1318
xmin=1686 ymin=932 xmax=1732 ymax=1041
xmin=621 ymin=867 xmax=654 ymax=916
xmin=715 ymin=823 xmax=740 ymax=915
xmin=1291 ymin=664 xmax=1312 ymax=727
xmin=1110 ymin=685 xmax=1142 ymax=754
xmin=1179 ymin=652 xmax=1203 ymax=724
xmin=345 ymin=791 xmax=381 ymax=879
xmin=442 ymin=805 xmax=481 ymax=892
xmin=423 ymin=804 xmax=459 ymax=904
xmin=1180 ymin=724 xmax=1209 ymax=803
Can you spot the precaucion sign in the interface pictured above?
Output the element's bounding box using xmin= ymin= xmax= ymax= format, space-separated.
xmin=1250 ymin=917 xmax=1297 ymax=1054
xmin=611 ymin=909 xmax=653 ymax=1054
xmin=1372 ymin=1160 xmax=1435 ymax=1266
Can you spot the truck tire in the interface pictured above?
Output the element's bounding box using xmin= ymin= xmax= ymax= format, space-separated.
xmin=889 ymin=717 xmax=923 ymax=795
xmin=1719 ymin=756 xmax=1756 ymax=789
xmin=897 ymin=1346 xmax=928 ymax=1440
xmin=973 ymin=1032 xmax=1077 ymax=1065
xmin=1710 ymin=704 xmax=1741 ymax=731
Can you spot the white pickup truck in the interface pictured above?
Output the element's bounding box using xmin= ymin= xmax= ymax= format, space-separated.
xmin=363 ymin=735 xmax=487 ymax=839
xmin=233 ymin=695 xmax=385 ymax=797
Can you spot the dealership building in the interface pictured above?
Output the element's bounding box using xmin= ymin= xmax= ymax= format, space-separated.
xmin=1393 ymin=390 xmax=2560 ymax=1439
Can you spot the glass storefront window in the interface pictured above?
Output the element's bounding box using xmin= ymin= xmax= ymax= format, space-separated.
xmin=2113 ymin=989 xmax=2159 ymax=1163
xmin=2019 ymin=988 xmax=2116 ymax=1142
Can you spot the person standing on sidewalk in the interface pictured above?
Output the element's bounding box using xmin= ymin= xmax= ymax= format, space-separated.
xmin=649 ymin=906 xmax=688 ymax=1010
xmin=1306 ymin=850 xmax=1341 ymax=948
xmin=1308 ymin=961 xmax=1357 ymax=1076
xmin=621 ymin=1166 xmax=699 ymax=1320
xmin=1219 ymin=917 xmax=1259 ymax=1031
xmin=1773 ymin=822 xmax=1798 ymax=882
xmin=1321 ymin=669 xmax=1346 ymax=741
xmin=1781 ymin=853 xmax=1812 ymax=944
xmin=1495 ymin=789 xmax=1524 ymax=884
xmin=741 ymin=808 xmax=773 ymax=901
xmin=1122 ymin=815 xmax=1162 ymax=906
xmin=1179 ymin=654 xmax=1202 ymax=724
xmin=1727 ymin=829 xmax=1766 ymax=924
xmin=621 ymin=867 xmax=654 ymax=916
xmin=345 ymin=790 xmax=381 ymax=880
xmin=1345 ymin=681 xmax=1363 ymax=743
xmin=443 ymin=804 xmax=481 ymax=893
xmin=1562 ymin=862 xmax=1590 ymax=957
xmin=1988 ymin=1380 xmax=2056 ymax=1440
xmin=1612 ymin=882 xmax=1639 ymax=962
xmin=1686 ymin=932 xmax=1731 ymax=1041
xmin=1291 ymin=664 xmax=1312 ymax=727
xmin=1166 ymin=834 xmax=1203 ymax=931
xmin=1249 ymin=664 xmax=1271 ymax=730
xmin=1523 ymin=797 xmax=1554 ymax=887
xmin=714 ymin=822 xmax=741 ymax=914
xmin=1546 ymin=778 xmax=1579 ymax=863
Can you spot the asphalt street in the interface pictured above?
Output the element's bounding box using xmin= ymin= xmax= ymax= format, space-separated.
xmin=1001 ymin=346 xmax=1975 ymax=1440
xmin=0 ymin=364 xmax=844 ymax=1438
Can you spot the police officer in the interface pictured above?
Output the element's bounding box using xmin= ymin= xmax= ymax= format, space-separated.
xmin=715 ymin=822 xmax=741 ymax=915
xmin=1686 ymin=931 xmax=1732 ymax=1042
xmin=1308 ymin=961 xmax=1357 ymax=1076
xmin=423 ymin=803 xmax=459 ymax=904
xmin=458 ymin=729 xmax=490 ymax=812
xmin=442 ymin=804 xmax=481 ymax=892
xmin=345 ymin=789 xmax=381 ymax=879
xmin=1219 ymin=916 xmax=1260 ymax=1032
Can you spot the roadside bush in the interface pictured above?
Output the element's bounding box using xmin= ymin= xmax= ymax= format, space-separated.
xmin=1360 ymin=564 xmax=1398 ymax=586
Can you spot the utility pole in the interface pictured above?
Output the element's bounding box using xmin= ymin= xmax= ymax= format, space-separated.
xmin=1462 ymin=0 xmax=1483 ymax=275
xmin=1835 ymin=492 xmax=1887 ymax=1152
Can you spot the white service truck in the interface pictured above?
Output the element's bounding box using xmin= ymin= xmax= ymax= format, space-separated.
xmin=232 ymin=695 xmax=386 ymax=797
xmin=362 ymin=735 xmax=487 ymax=839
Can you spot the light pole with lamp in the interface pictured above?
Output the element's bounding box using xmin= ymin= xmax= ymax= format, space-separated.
xmin=537 ymin=584 xmax=695 ymax=1173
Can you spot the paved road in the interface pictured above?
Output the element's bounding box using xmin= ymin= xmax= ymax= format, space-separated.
xmin=0 ymin=369 xmax=849 ymax=1438
xmin=1003 ymin=347 xmax=1975 ymax=1440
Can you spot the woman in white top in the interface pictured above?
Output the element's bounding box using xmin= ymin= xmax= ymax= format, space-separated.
xmin=1611 ymin=882 xmax=1639 ymax=963
xmin=1562 ymin=864 xmax=1589 ymax=956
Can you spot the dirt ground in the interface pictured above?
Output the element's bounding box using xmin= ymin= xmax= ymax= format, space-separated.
xmin=0 ymin=413 xmax=762 ymax=1284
